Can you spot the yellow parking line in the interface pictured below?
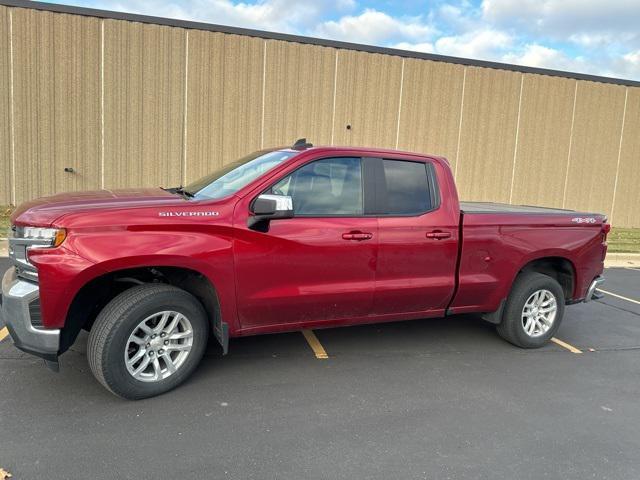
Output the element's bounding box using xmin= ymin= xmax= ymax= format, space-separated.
xmin=551 ymin=337 xmax=582 ymax=354
xmin=0 ymin=327 xmax=8 ymax=342
xmin=301 ymin=329 xmax=329 ymax=359
xmin=597 ymin=288 xmax=640 ymax=306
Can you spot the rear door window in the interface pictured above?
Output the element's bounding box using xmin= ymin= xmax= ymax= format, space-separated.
xmin=378 ymin=160 xmax=439 ymax=215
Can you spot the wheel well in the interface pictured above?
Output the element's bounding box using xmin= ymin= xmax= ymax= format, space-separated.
xmin=59 ymin=267 xmax=223 ymax=355
xmin=518 ymin=257 xmax=575 ymax=300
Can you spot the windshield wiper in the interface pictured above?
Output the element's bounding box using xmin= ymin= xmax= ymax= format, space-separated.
xmin=163 ymin=186 xmax=194 ymax=198
xmin=176 ymin=186 xmax=194 ymax=198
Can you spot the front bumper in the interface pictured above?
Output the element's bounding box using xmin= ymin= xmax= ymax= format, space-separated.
xmin=1 ymin=267 xmax=60 ymax=361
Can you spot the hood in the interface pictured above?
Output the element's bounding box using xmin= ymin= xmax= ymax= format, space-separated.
xmin=11 ymin=188 xmax=185 ymax=226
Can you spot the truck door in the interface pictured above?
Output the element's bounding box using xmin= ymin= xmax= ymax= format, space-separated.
xmin=233 ymin=156 xmax=377 ymax=330
xmin=371 ymin=158 xmax=458 ymax=317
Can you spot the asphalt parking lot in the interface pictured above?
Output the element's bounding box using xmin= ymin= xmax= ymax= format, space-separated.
xmin=1 ymin=259 xmax=639 ymax=480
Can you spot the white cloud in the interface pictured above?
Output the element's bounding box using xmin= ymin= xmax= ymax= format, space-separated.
xmin=502 ymin=44 xmax=582 ymax=71
xmin=569 ymin=33 xmax=615 ymax=48
xmin=501 ymin=44 xmax=640 ymax=80
xmin=434 ymin=2 xmax=478 ymax=32
xmin=392 ymin=42 xmax=435 ymax=53
xmin=313 ymin=9 xmax=436 ymax=44
xmin=610 ymin=50 xmax=640 ymax=78
xmin=482 ymin=0 xmax=640 ymax=45
xmin=103 ymin=0 xmax=355 ymax=33
xmin=623 ymin=50 xmax=640 ymax=65
xmin=434 ymin=29 xmax=514 ymax=60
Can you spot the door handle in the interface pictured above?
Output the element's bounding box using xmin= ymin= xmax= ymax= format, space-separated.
xmin=342 ymin=231 xmax=373 ymax=241
xmin=426 ymin=231 xmax=452 ymax=240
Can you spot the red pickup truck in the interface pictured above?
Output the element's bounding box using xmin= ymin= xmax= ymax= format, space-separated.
xmin=2 ymin=141 xmax=607 ymax=399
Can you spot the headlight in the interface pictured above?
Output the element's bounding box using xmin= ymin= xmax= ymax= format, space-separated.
xmin=21 ymin=226 xmax=67 ymax=248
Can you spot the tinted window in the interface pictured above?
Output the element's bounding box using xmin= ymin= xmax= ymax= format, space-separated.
xmin=271 ymin=157 xmax=363 ymax=215
xmin=382 ymin=160 xmax=433 ymax=215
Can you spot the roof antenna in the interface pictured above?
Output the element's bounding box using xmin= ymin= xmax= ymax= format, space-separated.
xmin=292 ymin=138 xmax=313 ymax=149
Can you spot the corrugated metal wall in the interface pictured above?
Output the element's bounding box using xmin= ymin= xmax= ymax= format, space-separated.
xmin=11 ymin=9 xmax=102 ymax=200
xmin=0 ymin=7 xmax=10 ymax=206
xmin=613 ymin=89 xmax=640 ymax=227
xmin=0 ymin=4 xmax=639 ymax=226
xmin=510 ymin=75 xmax=576 ymax=208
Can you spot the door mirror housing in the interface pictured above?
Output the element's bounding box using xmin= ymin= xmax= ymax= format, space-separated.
xmin=252 ymin=194 xmax=292 ymax=215
xmin=248 ymin=194 xmax=294 ymax=230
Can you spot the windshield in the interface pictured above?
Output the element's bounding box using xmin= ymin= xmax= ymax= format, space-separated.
xmin=185 ymin=150 xmax=298 ymax=200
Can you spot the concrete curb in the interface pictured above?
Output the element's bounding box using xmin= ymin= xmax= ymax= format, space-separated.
xmin=605 ymin=253 xmax=640 ymax=268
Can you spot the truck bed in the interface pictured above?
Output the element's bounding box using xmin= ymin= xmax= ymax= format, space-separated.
xmin=451 ymin=200 xmax=606 ymax=315
xmin=460 ymin=201 xmax=580 ymax=215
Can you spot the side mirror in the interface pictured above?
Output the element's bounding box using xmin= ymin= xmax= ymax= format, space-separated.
xmin=248 ymin=194 xmax=294 ymax=230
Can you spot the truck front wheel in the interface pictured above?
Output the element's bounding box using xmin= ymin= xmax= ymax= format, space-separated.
xmin=496 ymin=272 xmax=565 ymax=348
xmin=87 ymin=284 xmax=209 ymax=399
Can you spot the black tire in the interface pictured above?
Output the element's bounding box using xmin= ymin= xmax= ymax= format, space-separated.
xmin=87 ymin=284 xmax=209 ymax=400
xmin=496 ymin=272 xmax=565 ymax=348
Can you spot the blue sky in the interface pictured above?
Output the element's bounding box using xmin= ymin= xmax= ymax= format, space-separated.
xmin=42 ymin=0 xmax=640 ymax=80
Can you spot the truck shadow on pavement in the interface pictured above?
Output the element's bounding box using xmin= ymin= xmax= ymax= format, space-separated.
xmin=2 ymin=298 xmax=638 ymax=403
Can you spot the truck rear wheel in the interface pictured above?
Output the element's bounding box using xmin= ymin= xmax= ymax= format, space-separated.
xmin=496 ymin=272 xmax=565 ymax=348
xmin=87 ymin=284 xmax=209 ymax=399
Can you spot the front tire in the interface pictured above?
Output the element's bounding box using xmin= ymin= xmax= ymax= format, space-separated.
xmin=496 ymin=272 xmax=565 ymax=348
xmin=87 ymin=284 xmax=209 ymax=400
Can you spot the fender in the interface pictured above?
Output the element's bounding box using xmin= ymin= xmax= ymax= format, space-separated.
xmin=30 ymin=230 xmax=238 ymax=333
xmin=481 ymin=248 xmax=577 ymax=313
xmin=508 ymin=248 xmax=577 ymax=297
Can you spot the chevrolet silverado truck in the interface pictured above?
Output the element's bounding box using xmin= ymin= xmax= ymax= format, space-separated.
xmin=1 ymin=140 xmax=607 ymax=399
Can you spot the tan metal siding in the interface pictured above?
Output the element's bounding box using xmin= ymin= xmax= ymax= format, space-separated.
xmin=563 ymin=81 xmax=626 ymax=216
xmin=0 ymin=6 xmax=11 ymax=205
xmin=103 ymin=19 xmax=185 ymax=189
xmin=12 ymin=8 xmax=101 ymax=204
xmin=455 ymin=67 xmax=522 ymax=202
xmin=510 ymin=75 xmax=576 ymax=207
xmin=263 ymin=40 xmax=335 ymax=149
xmin=612 ymin=87 xmax=640 ymax=227
xmin=397 ymin=59 xmax=464 ymax=167
xmin=185 ymin=31 xmax=263 ymax=184
xmin=333 ymin=50 xmax=403 ymax=148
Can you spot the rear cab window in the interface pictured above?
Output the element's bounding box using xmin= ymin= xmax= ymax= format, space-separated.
xmin=369 ymin=158 xmax=440 ymax=216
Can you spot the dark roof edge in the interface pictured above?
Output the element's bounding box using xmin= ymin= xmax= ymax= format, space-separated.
xmin=3 ymin=0 xmax=639 ymax=87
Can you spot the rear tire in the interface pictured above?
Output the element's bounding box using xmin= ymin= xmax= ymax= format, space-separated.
xmin=87 ymin=284 xmax=209 ymax=400
xmin=496 ymin=272 xmax=565 ymax=348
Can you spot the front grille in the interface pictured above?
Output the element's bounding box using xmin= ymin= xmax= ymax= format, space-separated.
xmin=8 ymin=229 xmax=45 ymax=283
xmin=29 ymin=297 xmax=43 ymax=328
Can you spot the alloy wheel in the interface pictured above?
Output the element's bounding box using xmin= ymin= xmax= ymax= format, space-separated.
xmin=521 ymin=289 xmax=557 ymax=338
xmin=124 ymin=311 xmax=194 ymax=382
